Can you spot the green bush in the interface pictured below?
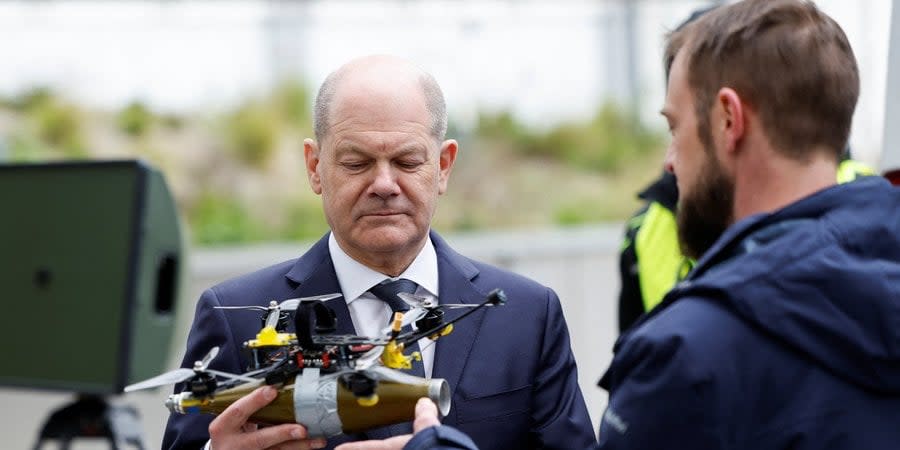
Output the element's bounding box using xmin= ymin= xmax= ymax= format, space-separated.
xmin=279 ymin=198 xmax=329 ymax=241
xmin=226 ymin=103 xmax=279 ymax=169
xmin=6 ymin=133 xmax=54 ymax=161
xmin=482 ymin=102 xmax=665 ymax=173
xmin=189 ymin=192 xmax=266 ymax=244
xmin=31 ymin=103 xmax=86 ymax=157
xmin=12 ymin=87 xmax=55 ymax=112
xmin=477 ymin=111 xmax=523 ymax=139
xmin=118 ymin=101 xmax=154 ymax=137
xmin=272 ymin=80 xmax=312 ymax=126
xmin=553 ymin=198 xmax=609 ymax=226
xmin=8 ymin=87 xmax=87 ymax=157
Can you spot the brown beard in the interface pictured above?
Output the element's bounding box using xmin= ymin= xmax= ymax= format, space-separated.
xmin=676 ymin=148 xmax=735 ymax=261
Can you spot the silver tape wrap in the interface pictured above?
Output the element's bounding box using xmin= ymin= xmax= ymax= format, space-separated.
xmin=293 ymin=368 xmax=343 ymax=437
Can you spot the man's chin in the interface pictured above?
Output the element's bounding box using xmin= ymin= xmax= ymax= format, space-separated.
xmin=352 ymin=226 xmax=425 ymax=253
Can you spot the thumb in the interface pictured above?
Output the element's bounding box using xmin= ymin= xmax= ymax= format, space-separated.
xmin=412 ymin=398 xmax=441 ymax=433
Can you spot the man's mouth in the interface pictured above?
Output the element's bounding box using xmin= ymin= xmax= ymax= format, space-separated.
xmin=361 ymin=211 xmax=405 ymax=218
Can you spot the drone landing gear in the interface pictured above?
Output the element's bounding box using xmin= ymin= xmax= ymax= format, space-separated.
xmin=33 ymin=395 xmax=145 ymax=450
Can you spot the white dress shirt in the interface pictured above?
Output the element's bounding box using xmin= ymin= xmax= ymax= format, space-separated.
xmin=328 ymin=233 xmax=439 ymax=378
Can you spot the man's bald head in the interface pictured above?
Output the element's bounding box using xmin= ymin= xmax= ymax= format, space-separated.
xmin=313 ymin=55 xmax=448 ymax=145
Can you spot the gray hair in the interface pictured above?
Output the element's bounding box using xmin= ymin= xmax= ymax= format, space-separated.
xmin=313 ymin=70 xmax=448 ymax=144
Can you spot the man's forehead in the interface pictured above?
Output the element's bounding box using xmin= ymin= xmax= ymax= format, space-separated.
xmin=329 ymin=80 xmax=428 ymax=121
xmin=324 ymin=122 xmax=435 ymax=152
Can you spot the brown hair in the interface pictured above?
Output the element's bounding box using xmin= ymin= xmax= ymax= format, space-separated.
xmin=665 ymin=0 xmax=859 ymax=161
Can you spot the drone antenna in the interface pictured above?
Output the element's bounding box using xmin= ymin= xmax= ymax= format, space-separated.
xmin=397 ymin=289 xmax=506 ymax=346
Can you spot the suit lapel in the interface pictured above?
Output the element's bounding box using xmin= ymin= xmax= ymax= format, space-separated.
xmin=284 ymin=233 xmax=355 ymax=335
xmin=429 ymin=232 xmax=488 ymax=411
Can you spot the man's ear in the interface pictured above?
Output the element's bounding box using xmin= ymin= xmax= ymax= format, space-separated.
xmin=304 ymin=138 xmax=323 ymax=195
xmin=437 ymin=139 xmax=458 ymax=195
xmin=717 ymin=87 xmax=745 ymax=153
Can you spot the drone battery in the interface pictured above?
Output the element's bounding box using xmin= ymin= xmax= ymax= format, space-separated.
xmin=0 ymin=160 xmax=183 ymax=394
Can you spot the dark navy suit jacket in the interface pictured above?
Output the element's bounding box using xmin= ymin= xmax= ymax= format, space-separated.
xmin=163 ymin=231 xmax=596 ymax=449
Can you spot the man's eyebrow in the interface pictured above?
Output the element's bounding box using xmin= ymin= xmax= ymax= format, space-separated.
xmin=394 ymin=144 xmax=428 ymax=155
xmin=332 ymin=144 xmax=427 ymax=158
xmin=333 ymin=145 xmax=355 ymax=153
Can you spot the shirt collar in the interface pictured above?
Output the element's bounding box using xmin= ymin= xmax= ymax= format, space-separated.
xmin=328 ymin=233 xmax=439 ymax=304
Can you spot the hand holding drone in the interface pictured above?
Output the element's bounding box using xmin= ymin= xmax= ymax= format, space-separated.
xmin=125 ymin=289 xmax=506 ymax=438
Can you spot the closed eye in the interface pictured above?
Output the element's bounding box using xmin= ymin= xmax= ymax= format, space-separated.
xmin=340 ymin=161 xmax=369 ymax=171
xmin=396 ymin=160 xmax=424 ymax=169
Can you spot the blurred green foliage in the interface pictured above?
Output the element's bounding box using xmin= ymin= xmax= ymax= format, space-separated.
xmin=9 ymin=87 xmax=87 ymax=158
xmin=224 ymin=82 xmax=315 ymax=169
xmin=118 ymin=101 xmax=154 ymax=137
xmin=280 ymin=198 xmax=329 ymax=241
xmin=189 ymin=191 xmax=267 ymax=244
xmin=226 ymin=102 xmax=279 ymax=169
xmin=477 ymin=102 xmax=664 ymax=172
xmin=273 ymin=80 xmax=312 ymax=126
xmin=1 ymin=81 xmax=665 ymax=245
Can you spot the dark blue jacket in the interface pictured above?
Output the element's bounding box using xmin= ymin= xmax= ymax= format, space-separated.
xmin=598 ymin=177 xmax=900 ymax=449
xmin=405 ymin=177 xmax=900 ymax=450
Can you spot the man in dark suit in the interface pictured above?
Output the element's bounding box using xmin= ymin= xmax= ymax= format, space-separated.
xmin=162 ymin=55 xmax=595 ymax=450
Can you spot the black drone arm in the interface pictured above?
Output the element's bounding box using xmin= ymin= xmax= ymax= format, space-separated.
xmin=396 ymin=288 xmax=506 ymax=346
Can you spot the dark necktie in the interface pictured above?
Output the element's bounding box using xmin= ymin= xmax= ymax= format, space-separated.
xmin=368 ymin=279 xmax=425 ymax=377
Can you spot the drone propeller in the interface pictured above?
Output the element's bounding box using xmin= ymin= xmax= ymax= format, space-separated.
xmin=353 ymin=346 xmax=385 ymax=370
xmin=199 ymin=346 xmax=219 ymax=370
xmin=215 ymin=294 xmax=342 ymax=330
xmin=124 ymin=347 xmax=256 ymax=392
xmin=124 ymin=368 xmax=197 ymax=392
xmin=278 ymin=293 xmax=342 ymax=313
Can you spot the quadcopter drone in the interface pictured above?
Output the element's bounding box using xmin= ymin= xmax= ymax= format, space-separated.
xmin=125 ymin=289 xmax=506 ymax=437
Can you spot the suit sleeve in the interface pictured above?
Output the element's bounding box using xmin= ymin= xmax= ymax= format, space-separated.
xmin=403 ymin=425 xmax=480 ymax=450
xmin=162 ymin=288 xmax=245 ymax=450
xmin=597 ymin=331 xmax=718 ymax=450
xmin=530 ymin=288 xmax=598 ymax=448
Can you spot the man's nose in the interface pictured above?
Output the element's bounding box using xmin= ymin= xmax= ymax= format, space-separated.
xmin=664 ymin=144 xmax=676 ymax=174
xmin=369 ymin=163 xmax=401 ymax=198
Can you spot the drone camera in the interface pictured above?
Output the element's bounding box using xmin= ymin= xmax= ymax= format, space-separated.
xmin=295 ymin=301 xmax=337 ymax=349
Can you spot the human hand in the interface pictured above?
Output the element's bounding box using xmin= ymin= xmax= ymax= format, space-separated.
xmin=208 ymin=386 xmax=328 ymax=450
xmin=334 ymin=398 xmax=442 ymax=450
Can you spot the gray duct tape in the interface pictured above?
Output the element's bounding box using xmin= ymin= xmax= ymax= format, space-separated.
xmin=294 ymin=368 xmax=343 ymax=438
